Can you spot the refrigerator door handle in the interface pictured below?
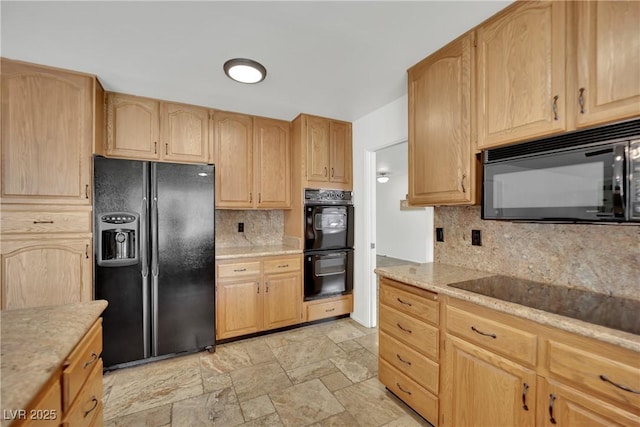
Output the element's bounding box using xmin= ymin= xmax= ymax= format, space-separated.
xmin=150 ymin=163 xmax=160 ymax=357
xmin=141 ymin=162 xmax=150 ymax=358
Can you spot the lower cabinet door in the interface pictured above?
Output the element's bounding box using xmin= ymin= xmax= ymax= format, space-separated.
xmin=216 ymin=278 xmax=262 ymax=339
xmin=442 ymin=334 xmax=536 ymax=427
xmin=538 ymin=378 xmax=640 ymax=427
xmin=263 ymin=272 xmax=302 ymax=330
xmin=0 ymin=237 xmax=92 ymax=309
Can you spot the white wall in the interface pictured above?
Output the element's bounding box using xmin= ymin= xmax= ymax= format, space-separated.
xmin=376 ymin=173 xmax=432 ymax=263
xmin=351 ymin=94 xmax=434 ymax=328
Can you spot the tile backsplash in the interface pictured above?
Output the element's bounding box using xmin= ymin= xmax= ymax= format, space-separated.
xmin=216 ymin=210 xmax=285 ymax=248
xmin=434 ymin=206 xmax=640 ymax=300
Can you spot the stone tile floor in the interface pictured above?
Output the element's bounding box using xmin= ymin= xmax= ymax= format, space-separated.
xmin=103 ymin=318 xmax=433 ymax=427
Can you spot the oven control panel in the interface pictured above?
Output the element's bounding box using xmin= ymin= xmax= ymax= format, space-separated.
xmin=304 ymin=188 xmax=353 ymax=205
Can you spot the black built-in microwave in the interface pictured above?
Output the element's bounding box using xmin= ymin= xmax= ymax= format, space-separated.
xmin=483 ymin=120 xmax=640 ymax=223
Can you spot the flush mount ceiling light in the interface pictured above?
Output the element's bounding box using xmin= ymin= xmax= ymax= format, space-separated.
xmin=223 ymin=58 xmax=267 ymax=84
xmin=377 ymin=173 xmax=389 ymax=184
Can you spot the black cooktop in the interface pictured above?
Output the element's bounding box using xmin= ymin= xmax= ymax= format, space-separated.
xmin=448 ymin=276 xmax=640 ymax=335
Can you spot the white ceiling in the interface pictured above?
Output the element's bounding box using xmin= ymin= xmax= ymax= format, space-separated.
xmin=1 ymin=1 xmax=511 ymax=122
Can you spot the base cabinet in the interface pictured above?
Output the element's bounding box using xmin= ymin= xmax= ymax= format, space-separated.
xmin=216 ymin=255 xmax=302 ymax=340
xmin=538 ymin=378 xmax=640 ymax=427
xmin=443 ymin=334 xmax=536 ymax=427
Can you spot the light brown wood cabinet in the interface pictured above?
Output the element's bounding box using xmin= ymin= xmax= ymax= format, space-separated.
xmin=16 ymin=319 xmax=104 ymax=427
xmin=1 ymin=58 xmax=100 ymax=205
xmin=105 ymin=93 xmax=210 ymax=164
xmin=408 ymin=33 xmax=479 ymax=206
xmin=0 ymin=237 xmax=93 ymax=310
xmin=574 ymin=1 xmax=640 ymax=128
xmin=214 ymin=113 xmax=291 ymax=209
xmin=253 ymin=117 xmax=291 ymax=209
xmin=443 ymin=334 xmax=536 ymax=427
xmin=292 ymin=114 xmax=352 ymax=191
xmin=441 ymin=297 xmax=640 ymax=427
xmin=303 ymin=293 xmax=353 ymax=322
xmin=477 ymin=0 xmax=567 ymax=149
xmin=378 ymin=277 xmax=440 ymax=424
xmin=216 ymin=255 xmax=302 ymax=339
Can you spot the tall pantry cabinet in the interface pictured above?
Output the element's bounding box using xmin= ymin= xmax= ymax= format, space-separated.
xmin=0 ymin=58 xmax=103 ymax=309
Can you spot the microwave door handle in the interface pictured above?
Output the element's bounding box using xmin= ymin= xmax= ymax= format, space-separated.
xmin=613 ymin=145 xmax=626 ymax=215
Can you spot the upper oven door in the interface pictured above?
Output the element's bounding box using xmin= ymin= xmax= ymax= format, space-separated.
xmin=305 ymin=205 xmax=354 ymax=250
xmin=484 ymin=142 xmax=627 ymax=222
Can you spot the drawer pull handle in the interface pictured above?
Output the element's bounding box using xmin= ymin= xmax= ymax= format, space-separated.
xmin=325 ymin=308 xmax=336 ymax=312
xmin=396 ymin=298 xmax=412 ymax=307
xmin=84 ymin=396 xmax=99 ymax=418
xmin=33 ymin=220 xmax=54 ymax=224
xmin=578 ymin=87 xmax=586 ymax=114
xmin=396 ymin=323 xmax=412 ymax=334
xmin=548 ymin=393 xmax=557 ymax=424
xmin=396 ymin=354 xmax=412 ymax=366
xmin=396 ymin=383 xmax=412 ymax=395
xmin=278 ymin=264 xmax=289 ymax=268
xmin=83 ymin=352 xmax=98 ymax=369
xmin=522 ymin=382 xmax=529 ymax=411
xmin=471 ymin=326 xmax=496 ymax=339
xmin=233 ymin=268 xmax=246 ymax=272
xmin=600 ymin=375 xmax=640 ymax=394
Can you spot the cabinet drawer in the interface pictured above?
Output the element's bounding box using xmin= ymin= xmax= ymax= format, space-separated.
xmin=63 ymin=359 xmax=103 ymax=427
xmin=218 ymin=261 xmax=261 ymax=279
xmin=379 ymin=305 xmax=438 ymax=360
xmin=1 ymin=209 xmax=91 ymax=234
xmin=547 ymin=340 xmax=640 ymax=410
xmin=263 ymin=256 xmax=300 ymax=274
xmin=379 ymin=358 xmax=438 ymax=425
xmin=379 ymin=331 xmax=439 ymax=394
xmin=380 ymin=278 xmax=438 ymax=325
xmin=446 ymin=305 xmax=536 ymax=367
xmin=62 ymin=320 xmax=102 ymax=410
xmin=306 ymin=295 xmax=352 ymax=321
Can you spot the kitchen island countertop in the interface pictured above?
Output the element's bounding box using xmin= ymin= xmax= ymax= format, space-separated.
xmin=0 ymin=300 xmax=108 ymax=423
xmin=375 ymin=262 xmax=640 ymax=352
xmin=216 ymin=244 xmax=302 ymax=260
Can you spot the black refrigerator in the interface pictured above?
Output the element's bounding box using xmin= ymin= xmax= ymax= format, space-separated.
xmin=93 ymin=156 xmax=215 ymax=369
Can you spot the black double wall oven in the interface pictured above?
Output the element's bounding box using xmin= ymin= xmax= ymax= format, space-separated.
xmin=304 ymin=189 xmax=354 ymax=301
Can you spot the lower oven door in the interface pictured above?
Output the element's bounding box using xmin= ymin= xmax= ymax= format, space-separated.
xmin=304 ymin=249 xmax=353 ymax=301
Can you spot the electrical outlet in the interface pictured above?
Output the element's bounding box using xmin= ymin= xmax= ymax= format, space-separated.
xmin=238 ymin=222 xmax=244 ymax=232
xmin=471 ymin=229 xmax=482 ymax=246
xmin=436 ymin=228 xmax=444 ymax=242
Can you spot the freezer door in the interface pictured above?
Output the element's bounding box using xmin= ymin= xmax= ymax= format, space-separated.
xmin=152 ymin=162 xmax=215 ymax=356
xmin=93 ymin=156 xmax=149 ymax=367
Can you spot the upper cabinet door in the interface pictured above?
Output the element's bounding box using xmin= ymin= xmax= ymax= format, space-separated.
xmin=1 ymin=60 xmax=93 ymax=204
xmin=161 ymin=103 xmax=210 ymax=163
xmin=408 ymin=33 xmax=478 ymax=205
xmin=214 ymin=111 xmax=253 ymax=208
xmin=305 ymin=116 xmax=331 ymax=183
xmin=254 ymin=117 xmax=291 ymax=209
xmin=575 ymin=1 xmax=640 ymax=128
xmin=329 ymin=121 xmax=352 ymax=185
xmin=477 ymin=1 xmax=567 ymax=149
xmin=106 ymin=93 xmax=160 ymax=160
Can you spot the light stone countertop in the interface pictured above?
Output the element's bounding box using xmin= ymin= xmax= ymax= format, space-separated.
xmin=0 ymin=300 xmax=108 ymax=424
xmin=216 ymin=245 xmax=302 ymax=260
xmin=375 ymin=263 xmax=640 ymax=353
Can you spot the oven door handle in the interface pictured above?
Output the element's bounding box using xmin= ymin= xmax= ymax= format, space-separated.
xmin=316 ymin=252 xmax=348 ymax=258
xmin=316 ymin=270 xmax=346 ymax=277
